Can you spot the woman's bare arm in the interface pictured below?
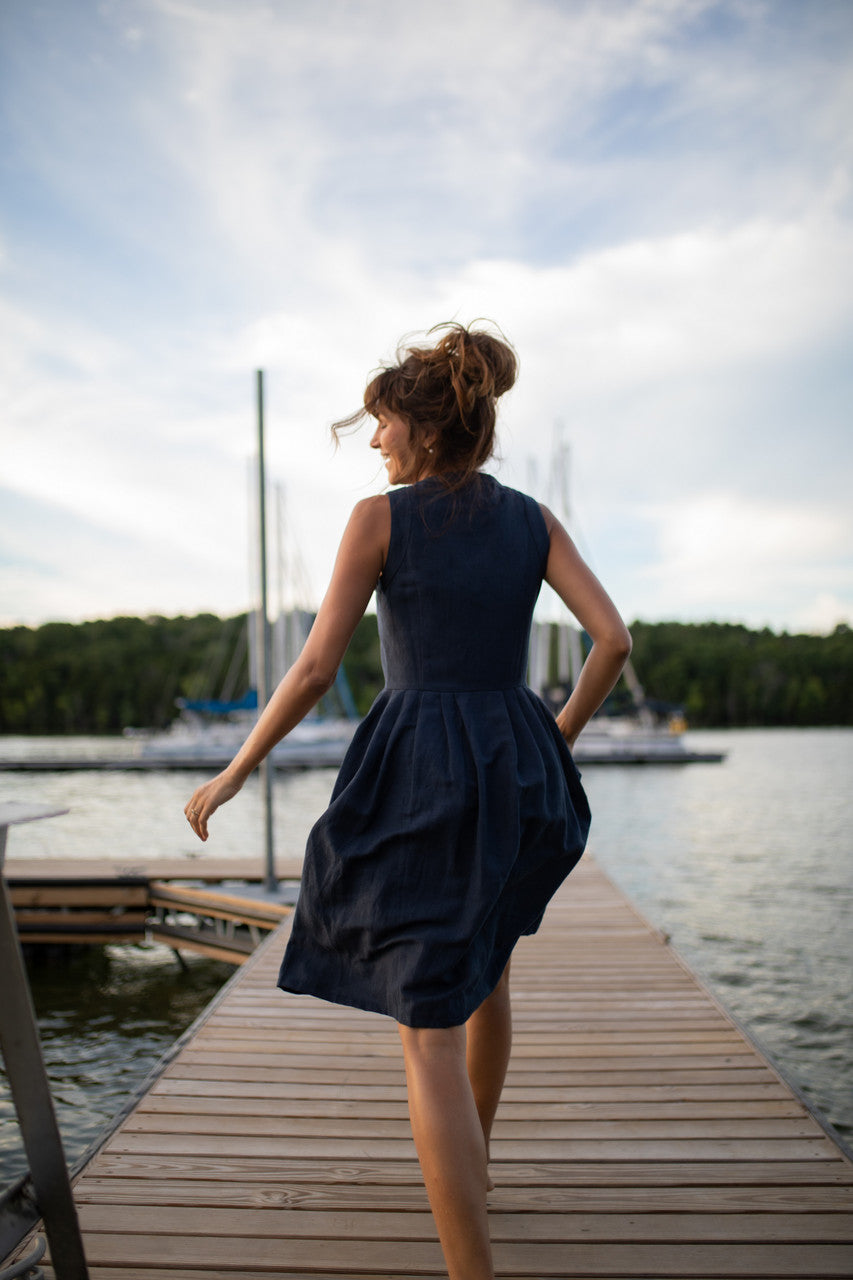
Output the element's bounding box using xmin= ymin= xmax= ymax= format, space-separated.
xmin=540 ymin=504 xmax=632 ymax=748
xmin=185 ymin=494 xmax=390 ymax=839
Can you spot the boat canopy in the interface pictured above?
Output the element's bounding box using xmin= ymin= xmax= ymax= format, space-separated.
xmin=176 ymin=690 xmax=259 ymax=715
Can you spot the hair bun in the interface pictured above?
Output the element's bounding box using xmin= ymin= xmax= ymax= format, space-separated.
xmin=467 ymin=327 xmax=517 ymax=399
xmin=423 ymin=322 xmax=518 ymax=412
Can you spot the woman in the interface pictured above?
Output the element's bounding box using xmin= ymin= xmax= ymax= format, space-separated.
xmin=185 ymin=322 xmax=631 ymax=1280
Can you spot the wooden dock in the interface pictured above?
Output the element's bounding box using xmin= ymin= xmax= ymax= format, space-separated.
xmin=4 ymin=857 xmax=300 ymax=962
xmin=4 ymin=854 xmax=853 ymax=1277
xmin=3 ymin=856 xmax=306 ymax=883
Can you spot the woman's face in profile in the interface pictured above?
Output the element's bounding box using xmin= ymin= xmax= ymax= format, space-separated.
xmin=370 ymin=408 xmax=417 ymax=485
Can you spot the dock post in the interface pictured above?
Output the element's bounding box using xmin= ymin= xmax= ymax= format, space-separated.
xmin=0 ymin=803 xmax=89 ymax=1279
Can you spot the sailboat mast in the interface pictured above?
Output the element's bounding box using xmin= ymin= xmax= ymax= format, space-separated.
xmin=256 ymin=370 xmax=276 ymax=891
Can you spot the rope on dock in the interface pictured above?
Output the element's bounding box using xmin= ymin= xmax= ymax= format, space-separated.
xmin=0 ymin=1235 xmax=45 ymax=1279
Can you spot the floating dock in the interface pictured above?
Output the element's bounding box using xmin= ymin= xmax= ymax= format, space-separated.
xmin=0 ymin=751 xmax=348 ymax=773
xmin=0 ymin=730 xmax=724 ymax=771
xmin=4 ymin=857 xmax=302 ymax=963
xmin=0 ymin=746 xmax=724 ymax=769
xmin=3 ymin=855 xmax=852 ymax=1277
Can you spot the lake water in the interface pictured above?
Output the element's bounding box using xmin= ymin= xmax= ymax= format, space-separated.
xmin=1 ymin=727 xmax=851 ymax=1186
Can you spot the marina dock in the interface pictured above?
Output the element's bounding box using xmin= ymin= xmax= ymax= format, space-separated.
xmin=0 ymin=739 xmax=724 ymax=769
xmin=4 ymin=856 xmax=302 ymax=964
xmin=3 ymin=854 xmax=853 ymax=1277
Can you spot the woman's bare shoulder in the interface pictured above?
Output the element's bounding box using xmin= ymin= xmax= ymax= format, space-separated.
xmin=349 ymin=492 xmax=391 ymax=530
xmin=537 ymin=501 xmax=559 ymax=535
xmin=339 ymin=494 xmax=392 ymax=565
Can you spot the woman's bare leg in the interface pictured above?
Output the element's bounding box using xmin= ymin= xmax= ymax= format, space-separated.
xmin=466 ymin=959 xmax=512 ymax=1185
xmin=398 ymin=1023 xmax=495 ymax=1280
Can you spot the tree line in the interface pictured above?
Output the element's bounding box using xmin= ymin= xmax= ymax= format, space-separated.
xmin=0 ymin=613 xmax=851 ymax=736
xmin=628 ymin=620 xmax=853 ymax=728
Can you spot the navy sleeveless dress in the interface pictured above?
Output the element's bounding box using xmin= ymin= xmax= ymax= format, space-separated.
xmin=277 ymin=473 xmax=590 ymax=1027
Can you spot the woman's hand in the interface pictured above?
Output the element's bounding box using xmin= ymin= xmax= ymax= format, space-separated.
xmin=184 ymin=770 xmax=244 ymax=842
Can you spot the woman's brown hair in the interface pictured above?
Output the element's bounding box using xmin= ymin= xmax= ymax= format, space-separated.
xmin=334 ymin=321 xmax=518 ymax=488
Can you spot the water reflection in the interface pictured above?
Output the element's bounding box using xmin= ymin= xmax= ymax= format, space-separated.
xmin=585 ymin=729 xmax=853 ymax=1143
xmin=0 ymin=942 xmax=233 ymax=1185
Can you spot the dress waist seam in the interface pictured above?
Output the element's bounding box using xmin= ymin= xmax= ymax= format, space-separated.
xmin=383 ymin=682 xmax=529 ymax=694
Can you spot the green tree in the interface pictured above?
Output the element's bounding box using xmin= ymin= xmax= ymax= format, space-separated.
xmin=2 ymin=614 xmax=852 ymax=735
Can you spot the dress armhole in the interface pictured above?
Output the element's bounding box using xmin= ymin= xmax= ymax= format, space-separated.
xmin=379 ymin=490 xmax=410 ymax=590
xmin=522 ymin=496 xmax=551 ymax=578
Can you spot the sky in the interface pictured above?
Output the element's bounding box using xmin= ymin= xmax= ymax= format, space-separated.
xmin=1 ymin=0 xmax=852 ymax=634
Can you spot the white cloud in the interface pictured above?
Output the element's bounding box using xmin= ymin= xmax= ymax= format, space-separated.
xmin=0 ymin=485 xmax=249 ymax=625
xmin=648 ymin=491 xmax=847 ymax=574
xmin=634 ymin=491 xmax=853 ymax=629
xmin=77 ymin=0 xmax=851 ymax=288
xmin=438 ymin=208 xmax=853 ymax=394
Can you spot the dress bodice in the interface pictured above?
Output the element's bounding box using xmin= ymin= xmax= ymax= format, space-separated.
xmin=377 ymin=474 xmax=550 ymax=691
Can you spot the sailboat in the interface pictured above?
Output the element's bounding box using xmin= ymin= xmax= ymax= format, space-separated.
xmin=527 ymin=618 xmax=722 ymax=764
xmin=131 ymin=410 xmax=359 ymax=770
xmin=525 ymin=431 xmax=723 ymax=765
xmin=131 ymin=610 xmax=358 ymax=769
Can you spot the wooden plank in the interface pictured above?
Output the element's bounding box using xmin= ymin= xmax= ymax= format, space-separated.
xmin=150 ymin=1077 xmax=797 ymax=1101
xmin=148 ymin=880 xmax=291 ymax=925
xmin=194 ymin=1021 xmax=746 ymax=1041
xmin=169 ymin=1049 xmax=770 ymax=1071
xmin=72 ymin=1174 xmax=853 ymax=1212
xmin=160 ymin=1061 xmax=786 ymax=1085
xmin=105 ymin=1131 xmax=834 ymax=1161
xmin=9 ymin=885 xmax=149 ymax=907
xmin=14 ymin=910 xmax=149 ymax=928
xmin=182 ymin=1037 xmax=755 ymax=1060
xmin=36 ymin=1272 xmax=851 ymax=1280
xmin=74 ymin=1202 xmax=853 ymax=1243
xmin=33 ymin=1233 xmax=853 ymax=1275
xmin=4 ymin=856 xmax=304 ymax=881
xmin=137 ymin=1092 xmax=809 ymax=1120
xmin=33 ymin=1273 xmax=559 ymax=1280
xmin=80 ymin=1152 xmax=853 ymax=1188
xmin=119 ymin=1111 xmax=822 ymax=1139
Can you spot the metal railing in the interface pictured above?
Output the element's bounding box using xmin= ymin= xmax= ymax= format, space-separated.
xmin=0 ymin=803 xmax=89 ymax=1279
